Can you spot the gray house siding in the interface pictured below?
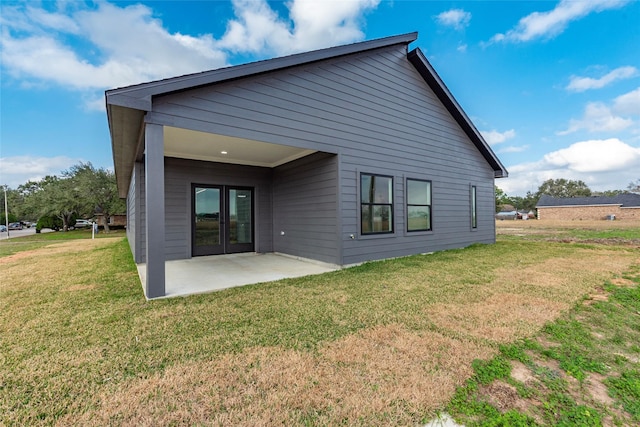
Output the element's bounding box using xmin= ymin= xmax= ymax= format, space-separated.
xmin=272 ymin=152 xmax=339 ymax=264
xmin=135 ymin=161 xmax=147 ymax=263
xmin=135 ymin=157 xmax=273 ymax=262
xmin=128 ymin=162 xmax=146 ymax=264
xmin=126 ymin=162 xmax=137 ymax=262
xmin=144 ymin=44 xmax=496 ymax=265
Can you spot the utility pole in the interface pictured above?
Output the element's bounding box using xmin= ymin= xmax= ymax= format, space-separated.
xmin=3 ymin=185 xmax=9 ymax=239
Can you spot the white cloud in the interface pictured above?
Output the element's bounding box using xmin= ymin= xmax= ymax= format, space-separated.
xmin=543 ymin=138 xmax=640 ymax=172
xmin=613 ymin=87 xmax=640 ymax=116
xmin=0 ymin=156 xmax=82 ymax=188
xmin=566 ymin=66 xmax=638 ymax=92
xmin=457 ymin=43 xmax=468 ymax=53
xmin=559 ymin=101 xmax=634 ymax=135
xmin=489 ymin=0 xmax=630 ymax=44
xmin=82 ymin=94 xmax=107 ymax=112
xmin=1 ymin=3 xmax=228 ymax=90
xmin=218 ymin=0 xmax=379 ymax=55
xmin=499 ymin=145 xmax=529 ymax=154
xmin=435 ymin=9 xmax=471 ymax=31
xmin=498 ymin=138 xmax=640 ymax=195
xmin=25 ymin=5 xmax=80 ymax=33
xmin=481 ymin=129 xmax=516 ymax=145
xmin=0 ymin=0 xmax=380 ymax=106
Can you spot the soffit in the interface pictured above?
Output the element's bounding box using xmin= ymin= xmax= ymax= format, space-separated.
xmin=163 ymin=126 xmax=316 ymax=167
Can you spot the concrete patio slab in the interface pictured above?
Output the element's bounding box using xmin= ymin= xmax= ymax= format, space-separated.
xmin=136 ymin=252 xmax=340 ymax=299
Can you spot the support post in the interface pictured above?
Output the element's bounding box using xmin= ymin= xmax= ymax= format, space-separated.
xmin=3 ymin=186 xmax=9 ymax=240
xmin=144 ymin=123 xmax=165 ymax=298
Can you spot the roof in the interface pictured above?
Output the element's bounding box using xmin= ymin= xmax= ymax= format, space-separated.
xmin=536 ymin=193 xmax=640 ymax=208
xmin=106 ymin=33 xmax=419 ymax=110
xmin=106 ymin=32 xmax=507 ymax=196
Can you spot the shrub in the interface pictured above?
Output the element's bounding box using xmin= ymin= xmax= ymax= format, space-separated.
xmin=36 ymin=215 xmax=63 ymax=232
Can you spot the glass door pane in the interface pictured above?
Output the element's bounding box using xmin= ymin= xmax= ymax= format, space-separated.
xmin=228 ymin=189 xmax=252 ymax=244
xmin=193 ymin=186 xmax=222 ymax=255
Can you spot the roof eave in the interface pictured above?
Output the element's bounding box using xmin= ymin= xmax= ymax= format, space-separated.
xmin=106 ymin=101 xmax=145 ymax=198
xmin=407 ymin=48 xmax=508 ymax=179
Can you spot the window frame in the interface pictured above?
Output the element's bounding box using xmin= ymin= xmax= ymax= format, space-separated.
xmin=470 ymin=184 xmax=478 ymax=229
xmin=360 ymin=173 xmax=394 ymax=235
xmin=406 ymin=178 xmax=432 ymax=233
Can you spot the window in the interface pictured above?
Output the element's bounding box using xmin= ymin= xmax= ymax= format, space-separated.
xmin=406 ymin=179 xmax=432 ymax=232
xmin=361 ymin=173 xmax=393 ymax=234
xmin=471 ymin=185 xmax=477 ymax=229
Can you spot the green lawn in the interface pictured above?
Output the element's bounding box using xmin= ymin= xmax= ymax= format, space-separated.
xmin=1 ymin=223 xmax=639 ymax=425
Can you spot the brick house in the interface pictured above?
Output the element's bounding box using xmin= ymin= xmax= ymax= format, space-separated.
xmin=536 ymin=194 xmax=640 ymax=221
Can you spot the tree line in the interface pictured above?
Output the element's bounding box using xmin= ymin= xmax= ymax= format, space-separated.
xmin=496 ymin=178 xmax=640 ymax=213
xmin=1 ymin=162 xmax=125 ymax=232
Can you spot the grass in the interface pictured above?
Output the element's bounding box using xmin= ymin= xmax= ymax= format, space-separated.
xmin=445 ymin=224 xmax=640 ymax=426
xmin=0 ymin=220 xmax=639 ymax=425
xmin=0 ymin=228 xmax=125 ymax=257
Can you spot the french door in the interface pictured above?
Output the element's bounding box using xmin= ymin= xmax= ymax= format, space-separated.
xmin=192 ymin=185 xmax=254 ymax=256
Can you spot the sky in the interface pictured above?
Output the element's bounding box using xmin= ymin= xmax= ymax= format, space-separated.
xmin=1 ymin=0 xmax=639 ymax=196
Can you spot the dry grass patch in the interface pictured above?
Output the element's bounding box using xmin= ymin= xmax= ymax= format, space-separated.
xmin=480 ymin=381 xmax=531 ymax=413
xmin=73 ymin=324 xmax=493 ymax=426
xmin=496 ymin=219 xmax=640 ymax=248
xmin=428 ymin=250 xmax=635 ymax=344
xmin=496 ymin=219 xmax=640 ymax=232
xmin=0 ymin=239 xmax=123 ymax=303
xmin=0 ymin=238 xmax=119 ymax=265
xmin=429 ymin=293 xmax=567 ymax=343
xmin=611 ymin=277 xmax=635 ymax=287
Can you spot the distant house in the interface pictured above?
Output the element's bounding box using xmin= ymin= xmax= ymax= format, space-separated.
xmin=95 ymin=213 xmax=127 ymax=228
xmin=536 ymin=194 xmax=640 ymax=220
xmin=106 ymin=32 xmax=508 ymax=299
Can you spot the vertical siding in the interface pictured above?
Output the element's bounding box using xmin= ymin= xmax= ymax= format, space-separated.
xmin=144 ymin=43 xmax=498 ymax=265
xmin=273 ymin=152 xmax=338 ymax=264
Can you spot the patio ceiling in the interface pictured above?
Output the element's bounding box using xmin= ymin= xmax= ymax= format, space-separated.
xmin=164 ymin=126 xmax=317 ymax=168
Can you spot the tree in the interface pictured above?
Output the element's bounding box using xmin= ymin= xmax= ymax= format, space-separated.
xmin=17 ymin=180 xmax=47 ymax=221
xmin=70 ymin=162 xmax=125 ymax=233
xmin=16 ymin=162 xmax=124 ymax=232
xmin=34 ymin=175 xmax=83 ymax=231
xmin=593 ymin=189 xmax=626 ymax=197
xmin=509 ymin=191 xmax=538 ymax=212
xmin=495 ymin=187 xmax=538 ymax=213
xmin=628 ymin=179 xmax=640 ymax=194
xmin=535 ymin=179 xmax=592 ymax=199
xmin=495 ymin=186 xmax=510 ymax=212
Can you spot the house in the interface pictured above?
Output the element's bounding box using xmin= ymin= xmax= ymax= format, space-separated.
xmin=106 ymin=32 xmax=508 ymax=299
xmin=536 ymin=194 xmax=640 ymax=220
xmin=95 ymin=213 xmax=127 ymax=229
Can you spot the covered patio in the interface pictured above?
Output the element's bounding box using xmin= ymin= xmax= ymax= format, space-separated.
xmin=136 ymin=252 xmax=340 ymax=298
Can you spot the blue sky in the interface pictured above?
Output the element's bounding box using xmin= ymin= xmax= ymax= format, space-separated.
xmin=1 ymin=0 xmax=639 ymax=196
